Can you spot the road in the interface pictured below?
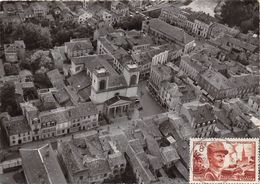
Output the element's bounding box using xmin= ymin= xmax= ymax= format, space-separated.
xmin=138 ymin=80 xmax=166 ymax=117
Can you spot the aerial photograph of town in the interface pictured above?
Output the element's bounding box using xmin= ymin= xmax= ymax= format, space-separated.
xmin=0 ymin=0 xmax=259 ymax=183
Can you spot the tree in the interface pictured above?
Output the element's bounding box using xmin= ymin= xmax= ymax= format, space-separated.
xmin=33 ymin=72 xmax=52 ymax=89
xmin=20 ymin=58 xmax=32 ymax=71
xmin=0 ymin=82 xmax=19 ymax=116
xmin=4 ymin=63 xmax=19 ymax=76
xmin=31 ymin=50 xmax=54 ymax=72
xmin=220 ymin=0 xmax=259 ymax=34
xmin=116 ymin=15 xmax=145 ymax=30
xmin=12 ymin=23 xmax=53 ymax=50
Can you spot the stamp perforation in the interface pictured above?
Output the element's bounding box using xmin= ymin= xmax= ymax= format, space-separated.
xmin=189 ymin=138 xmax=260 ymax=184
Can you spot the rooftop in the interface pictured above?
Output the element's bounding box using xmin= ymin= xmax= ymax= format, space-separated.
xmin=20 ymin=144 xmax=67 ymax=184
xmin=201 ymin=69 xmax=231 ymax=90
xmin=184 ymin=103 xmax=216 ymax=124
xmin=65 ymin=38 xmax=93 ymax=52
xmin=60 ymin=135 xmax=111 ymax=176
xmin=47 ymin=69 xmax=64 ymax=88
xmin=145 ymin=19 xmax=194 ymax=45
xmin=67 ymin=71 xmax=92 ymax=92
xmin=5 ymin=116 xmax=31 ymax=136
xmin=151 ymin=64 xmax=172 ymax=79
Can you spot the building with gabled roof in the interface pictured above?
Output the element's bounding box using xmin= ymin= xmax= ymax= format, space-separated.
xmin=58 ymin=133 xmax=126 ymax=184
xmin=180 ymin=102 xmax=217 ymax=137
xmin=65 ymin=38 xmax=93 ymax=59
xmin=2 ymin=114 xmax=32 ymax=146
xmin=20 ymin=144 xmax=67 ymax=184
xmin=4 ymin=40 xmax=26 ymax=63
xmin=142 ymin=19 xmax=195 ymax=50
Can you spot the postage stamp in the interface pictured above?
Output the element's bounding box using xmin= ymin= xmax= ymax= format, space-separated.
xmin=189 ymin=138 xmax=259 ymax=183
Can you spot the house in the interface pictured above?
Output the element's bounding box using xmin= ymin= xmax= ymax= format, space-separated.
xmin=2 ymin=114 xmax=32 ymax=146
xmin=248 ymin=95 xmax=260 ymax=114
xmin=215 ymin=99 xmax=254 ymax=133
xmin=58 ymin=133 xmax=126 ymax=184
xmin=126 ymin=30 xmax=154 ymax=54
xmin=148 ymin=64 xmax=172 ymax=100
xmin=78 ymin=10 xmax=93 ymax=24
xmin=20 ymin=144 xmax=67 ymax=184
xmin=0 ymin=152 xmax=22 ymax=174
xmin=61 ymin=10 xmax=74 ymax=22
xmin=3 ymin=3 xmax=17 ymax=16
xmin=65 ymin=38 xmax=93 ymax=59
xmin=50 ymin=46 xmax=67 ymax=71
xmin=19 ymin=6 xmax=34 ymax=21
xmin=131 ymin=47 xmax=169 ymax=79
xmin=159 ymin=80 xmax=197 ymax=112
xmin=126 ymin=139 xmax=157 ymax=184
xmin=18 ymin=88 xmax=99 ymax=141
xmin=46 ymin=69 xmax=65 ymax=89
xmin=198 ymin=69 xmax=258 ymax=100
xmin=180 ymin=102 xmax=217 ymax=137
xmin=142 ymin=19 xmax=195 ymax=54
xmin=159 ymin=6 xmax=216 ymax=38
xmin=210 ymin=33 xmax=258 ymax=53
xmin=30 ymin=2 xmax=48 ymax=17
xmin=93 ymin=24 xmax=115 ymax=41
xmin=111 ymin=1 xmax=129 ymax=17
xmin=101 ymin=10 xmax=113 ymax=25
xmin=4 ymin=40 xmax=26 ymax=63
xmin=208 ymin=22 xmax=239 ymax=39
xmin=97 ymin=32 xmax=134 ymax=72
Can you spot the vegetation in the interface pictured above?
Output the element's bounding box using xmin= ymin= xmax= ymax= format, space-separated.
xmin=114 ymin=15 xmax=145 ymax=30
xmin=4 ymin=63 xmax=19 ymax=76
xmin=11 ymin=23 xmax=52 ymax=50
xmin=51 ymin=20 xmax=94 ymax=46
xmin=220 ymin=0 xmax=259 ymax=34
xmin=0 ymin=82 xmax=21 ymax=116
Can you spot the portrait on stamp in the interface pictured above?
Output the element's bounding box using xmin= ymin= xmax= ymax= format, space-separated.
xmin=190 ymin=138 xmax=259 ymax=183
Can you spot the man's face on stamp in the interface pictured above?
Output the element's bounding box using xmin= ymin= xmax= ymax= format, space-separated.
xmin=209 ymin=152 xmax=226 ymax=168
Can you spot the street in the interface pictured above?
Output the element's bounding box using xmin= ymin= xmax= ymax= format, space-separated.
xmin=138 ymin=80 xmax=166 ymax=117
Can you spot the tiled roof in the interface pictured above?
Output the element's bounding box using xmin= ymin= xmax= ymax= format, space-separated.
xmin=20 ymin=144 xmax=67 ymax=184
xmin=126 ymin=141 xmax=156 ymax=183
xmin=52 ymin=88 xmax=70 ymax=105
xmin=72 ymin=54 xmax=128 ymax=88
xmin=201 ymin=69 xmax=231 ymax=90
xmin=65 ymin=38 xmax=93 ymax=52
xmin=60 ymin=135 xmax=111 ymax=176
xmin=5 ymin=116 xmax=31 ymax=136
xmin=67 ymin=71 xmax=92 ymax=91
xmin=175 ymin=160 xmax=189 ymax=180
xmin=47 ymin=69 xmax=64 ymax=88
xmin=175 ymin=140 xmax=189 ymax=167
xmin=146 ymin=19 xmax=194 ymax=45
xmin=151 ymin=64 xmax=172 ymax=80
xmin=126 ymin=34 xmax=153 ymax=47
xmin=186 ymin=103 xmax=216 ymax=124
xmin=249 ymin=95 xmax=260 ymax=106
xmin=38 ymin=101 xmax=97 ymax=124
xmin=161 ymin=146 xmax=180 ymax=163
